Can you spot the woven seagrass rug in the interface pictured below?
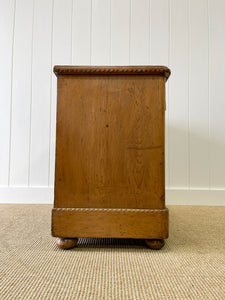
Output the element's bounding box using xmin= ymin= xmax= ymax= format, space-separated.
xmin=0 ymin=205 xmax=224 ymax=299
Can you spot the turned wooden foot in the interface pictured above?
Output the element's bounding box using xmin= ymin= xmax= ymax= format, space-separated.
xmin=145 ymin=239 xmax=165 ymax=250
xmin=56 ymin=238 xmax=78 ymax=249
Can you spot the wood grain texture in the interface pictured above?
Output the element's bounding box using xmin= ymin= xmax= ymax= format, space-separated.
xmin=52 ymin=66 xmax=170 ymax=242
xmin=54 ymin=74 xmax=166 ymax=209
xmin=52 ymin=208 xmax=169 ymax=239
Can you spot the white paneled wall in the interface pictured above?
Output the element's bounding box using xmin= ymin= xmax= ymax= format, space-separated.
xmin=0 ymin=0 xmax=225 ymax=205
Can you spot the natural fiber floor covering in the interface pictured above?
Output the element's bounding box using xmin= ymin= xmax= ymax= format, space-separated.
xmin=0 ymin=205 xmax=224 ymax=300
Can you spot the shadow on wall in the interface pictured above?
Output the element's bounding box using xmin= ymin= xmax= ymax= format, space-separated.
xmin=166 ymin=122 xmax=225 ymax=189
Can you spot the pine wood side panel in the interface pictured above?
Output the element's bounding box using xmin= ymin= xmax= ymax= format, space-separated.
xmin=54 ymin=75 xmax=165 ymax=209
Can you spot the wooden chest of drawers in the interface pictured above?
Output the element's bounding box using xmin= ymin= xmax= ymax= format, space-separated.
xmin=52 ymin=66 xmax=170 ymax=250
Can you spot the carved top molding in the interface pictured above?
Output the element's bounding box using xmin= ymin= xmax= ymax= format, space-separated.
xmin=53 ymin=207 xmax=168 ymax=213
xmin=54 ymin=65 xmax=171 ymax=80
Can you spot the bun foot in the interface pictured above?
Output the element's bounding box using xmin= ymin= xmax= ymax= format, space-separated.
xmin=56 ymin=238 xmax=78 ymax=249
xmin=145 ymin=239 xmax=165 ymax=250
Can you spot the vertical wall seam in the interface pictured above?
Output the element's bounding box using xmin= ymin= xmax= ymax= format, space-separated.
xmin=129 ymin=0 xmax=131 ymax=64
xmin=188 ymin=0 xmax=191 ymax=190
xmin=207 ymin=0 xmax=211 ymax=190
xmin=148 ymin=0 xmax=151 ymax=64
xmin=28 ymin=0 xmax=35 ymax=186
xmin=90 ymin=0 xmax=93 ymax=64
xmin=8 ymin=0 xmax=17 ymax=186
xmin=168 ymin=0 xmax=171 ymax=188
xmin=48 ymin=0 xmax=55 ymax=186
xmin=109 ymin=0 xmax=112 ymax=65
xmin=71 ymin=0 xmax=74 ymax=64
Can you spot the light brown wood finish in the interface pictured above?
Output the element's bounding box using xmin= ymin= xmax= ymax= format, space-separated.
xmin=145 ymin=239 xmax=165 ymax=250
xmin=56 ymin=237 xmax=78 ymax=250
xmin=55 ymin=75 xmax=165 ymax=209
xmin=52 ymin=66 xmax=170 ymax=250
xmin=52 ymin=208 xmax=168 ymax=238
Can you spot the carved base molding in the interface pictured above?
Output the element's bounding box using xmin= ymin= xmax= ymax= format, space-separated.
xmin=52 ymin=207 xmax=168 ymax=239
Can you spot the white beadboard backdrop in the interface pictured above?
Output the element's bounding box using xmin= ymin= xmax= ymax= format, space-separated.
xmin=0 ymin=0 xmax=225 ymax=205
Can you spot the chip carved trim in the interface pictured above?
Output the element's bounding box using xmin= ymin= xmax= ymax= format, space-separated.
xmin=53 ymin=207 xmax=168 ymax=213
xmin=54 ymin=65 xmax=171 ymax=79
